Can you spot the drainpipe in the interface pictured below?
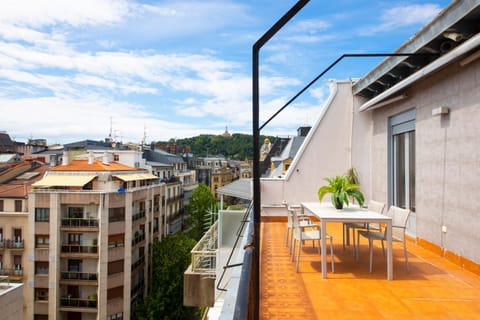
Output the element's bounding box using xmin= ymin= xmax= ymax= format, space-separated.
xmin=252 ymin=1 xmax=310 ymax=319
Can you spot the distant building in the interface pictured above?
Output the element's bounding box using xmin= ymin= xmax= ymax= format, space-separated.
xmin=210 ymin=167 xmax=235 ymax=200
xmin=222 ymin=126 xmax=231 ymax=137
xmin=261 ymin=126 xmax=310 ymax=178
xmin=0 ymin=156 xmax=49 ymax=319
xmin=0 ymin=133 xmax=15 ymax=153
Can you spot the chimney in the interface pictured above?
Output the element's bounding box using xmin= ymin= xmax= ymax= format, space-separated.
xmin=297 ymin=126 xmax=311 ymax=137
xmin=102 ymin=151 xmax=109 ymax=165
xmin=88 ymin=151 xmax=94 ymax=165
xmin=62 ymin=151 xmax=69 ymax=166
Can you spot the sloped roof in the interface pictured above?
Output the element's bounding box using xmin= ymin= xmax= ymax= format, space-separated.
xmin=0 ymin=154 xmax=17 ymax=163
xmin=216 ymin=178 xmax=252 ymax=200
xmin=0 ymin=133 xmax=14 ymax=152
xmin=143 ymin=149 xmax=184 ymax=165
xmin=64 ymin=139 xmax=112 ymax=150
xmin=0 ymin=165 xmax=48 ymax=197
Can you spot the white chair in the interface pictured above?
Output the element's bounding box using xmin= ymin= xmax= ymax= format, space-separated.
xmin=291 ymin=209 xmax=334 ymax=273
xmin=356 ymin=206 xmax=411 ymax=273
xmin=343 ymin=200 xmax=385 ymax=254
xmin=285 ymin=204 xmax=313 ymax=253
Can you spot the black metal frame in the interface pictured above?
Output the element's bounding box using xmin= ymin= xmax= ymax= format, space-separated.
xmin=252 ymin=1 xmax=310 ymax=319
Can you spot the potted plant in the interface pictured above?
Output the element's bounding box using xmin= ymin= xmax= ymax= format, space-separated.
xmin=317 ymin=175 xmax=364 ymax=209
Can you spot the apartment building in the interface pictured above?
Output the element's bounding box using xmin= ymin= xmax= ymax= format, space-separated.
xmin=0 ymin=158 xmax=48 ymax=319
xmin=28 ymin=153 xmax=165 ymax=320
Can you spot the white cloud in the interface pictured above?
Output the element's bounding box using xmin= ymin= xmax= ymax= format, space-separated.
xmin=0 ymin=95 xmax=201 ymax=142
xmin=288 ymin=18 xmax=330 ymax=34
xmin=0 ymin=0 xmax=130 ymax=28
xmin=361 ymin=4 xmax=443 ymax=35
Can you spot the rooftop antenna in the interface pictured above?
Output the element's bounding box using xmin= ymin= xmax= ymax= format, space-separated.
xmin=109 ymin=117 xmax=113 ymax=139
xmin=142 ymin=125 xmax=147 ymax=145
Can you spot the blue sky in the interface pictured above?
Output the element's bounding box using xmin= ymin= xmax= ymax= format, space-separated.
xmin=0 ymin=0 xmax=451 ymax=144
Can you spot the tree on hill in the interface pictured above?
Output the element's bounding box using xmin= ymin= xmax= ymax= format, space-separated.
xmin=159 ymin=133 xmax=275 ymax=160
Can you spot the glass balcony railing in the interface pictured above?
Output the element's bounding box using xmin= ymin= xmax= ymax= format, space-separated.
xmin=61 ymin=218 xmax=99 ymax=228
xmin=60 ymin=271 xmax=98 ymax=281
xmin=61 ymin=244 xmax=98 ymax=254
xmin=60 ymin=297 xmax=97 ymax=309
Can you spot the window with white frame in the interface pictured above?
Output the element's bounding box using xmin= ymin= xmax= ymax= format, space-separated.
xmin=389 ymin=109 xmax=416 ymax=212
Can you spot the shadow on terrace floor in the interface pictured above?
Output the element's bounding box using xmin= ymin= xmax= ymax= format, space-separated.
xmin=260 ymin=221 xmax=480 ymax=319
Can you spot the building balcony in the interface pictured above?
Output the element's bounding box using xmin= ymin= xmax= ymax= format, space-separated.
xmin=60 ymin=244 xmax=98 ymax=256
xmin=60 ymin=218 xmax=99 ymax=230
xmin=132 ymin=211 xmax=146 ymax=221
xmin=0 ymin=267 xmax=23 ymax=278
xmin=184 ymin=220 xmax=218 ymax=307
xmin=59 ymin=297 xmax=97 ymax=311
xmin=131 ymin=256 xmax=145 ymax=272
xmin=0 ymin=239 xmax=24 ymax=250
xmin=60 ymin=271 xmax=98 ymax=283
xmin=130 ymin=279 xmax=145 ymax=299
xmin=131 ymin=232 xmax=145 ymax=246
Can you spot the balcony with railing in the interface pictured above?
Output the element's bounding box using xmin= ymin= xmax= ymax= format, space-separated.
xmin=184 ymin=218 xmax=222 ymax=308
xmin=131 ymin=231 xmax=145 ymax=246
xmin=0 ymin=239 xmax=24 ymax=250
xmin=132 ymin=210 xmax=146 ymax=222
xmin=59 ymin=297 xmax=97 ymax=311
xmin=61 ymin=218 xmax=99 ymax=229
xmin=60 ymin=271 xmax=98 ymax=283
xmin=0 ymin=267 xmax=23 ymax=278
xmin=130 ymin=279 xmax=145 ymax=299
xmin=60 ymin=244 xmax=98 ymax=255
xmin=131 ymin=255 xmax=145 ymax=272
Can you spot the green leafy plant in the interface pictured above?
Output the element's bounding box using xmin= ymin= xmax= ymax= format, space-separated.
xmin=317 ymin=175 xmax=364 ymax=209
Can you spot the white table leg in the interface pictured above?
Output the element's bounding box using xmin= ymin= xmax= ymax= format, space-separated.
xmin=321 ymin=219 xmax=327 ymax=279
xmin=386 ymin=220 xmax=393 ymax=280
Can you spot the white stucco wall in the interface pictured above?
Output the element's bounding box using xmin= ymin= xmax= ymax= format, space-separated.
xmin=369 ymin=56 xmax=480 ymax=264
xmin=261 ymin=80 xmax=356 ymax=207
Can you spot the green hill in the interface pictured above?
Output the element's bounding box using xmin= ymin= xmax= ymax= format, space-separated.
xmin=160 ymin=133 xmax=275 ymax=160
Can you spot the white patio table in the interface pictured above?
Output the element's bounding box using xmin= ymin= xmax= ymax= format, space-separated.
xmin=301 ymin=202 xmax=393 ymax=280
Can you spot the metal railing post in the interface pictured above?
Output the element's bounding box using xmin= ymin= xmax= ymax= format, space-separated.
xmin=252 ymin=1 xmax=310 ymax=319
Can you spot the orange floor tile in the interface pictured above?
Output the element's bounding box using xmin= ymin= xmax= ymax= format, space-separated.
xmin=260 ymin=222 xmax=480 ymax=319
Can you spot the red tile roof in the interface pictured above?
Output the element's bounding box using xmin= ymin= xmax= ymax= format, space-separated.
xmin=0 ymin=165 xmax=49 ymax=197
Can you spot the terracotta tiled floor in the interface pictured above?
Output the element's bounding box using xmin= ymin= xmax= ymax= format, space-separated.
xmin=260 ymin=221 xmax=480 ymax=319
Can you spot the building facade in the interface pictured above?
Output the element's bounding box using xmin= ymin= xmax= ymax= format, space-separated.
xmin=28 ymin=157 xmax=165 ymax=319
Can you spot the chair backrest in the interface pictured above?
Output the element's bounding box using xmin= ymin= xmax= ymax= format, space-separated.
xmin=287 ymin=207 xmax=294 ymax=227
xmin=384 ymin=206 xmax=411 ymax=240
xmin=368 ymin=200 xmax=385 ymax=215
xmin=366 ymin=200 xmax=386 ymax=230
xmin=290 ymin=209 xmax=304 ymax=239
